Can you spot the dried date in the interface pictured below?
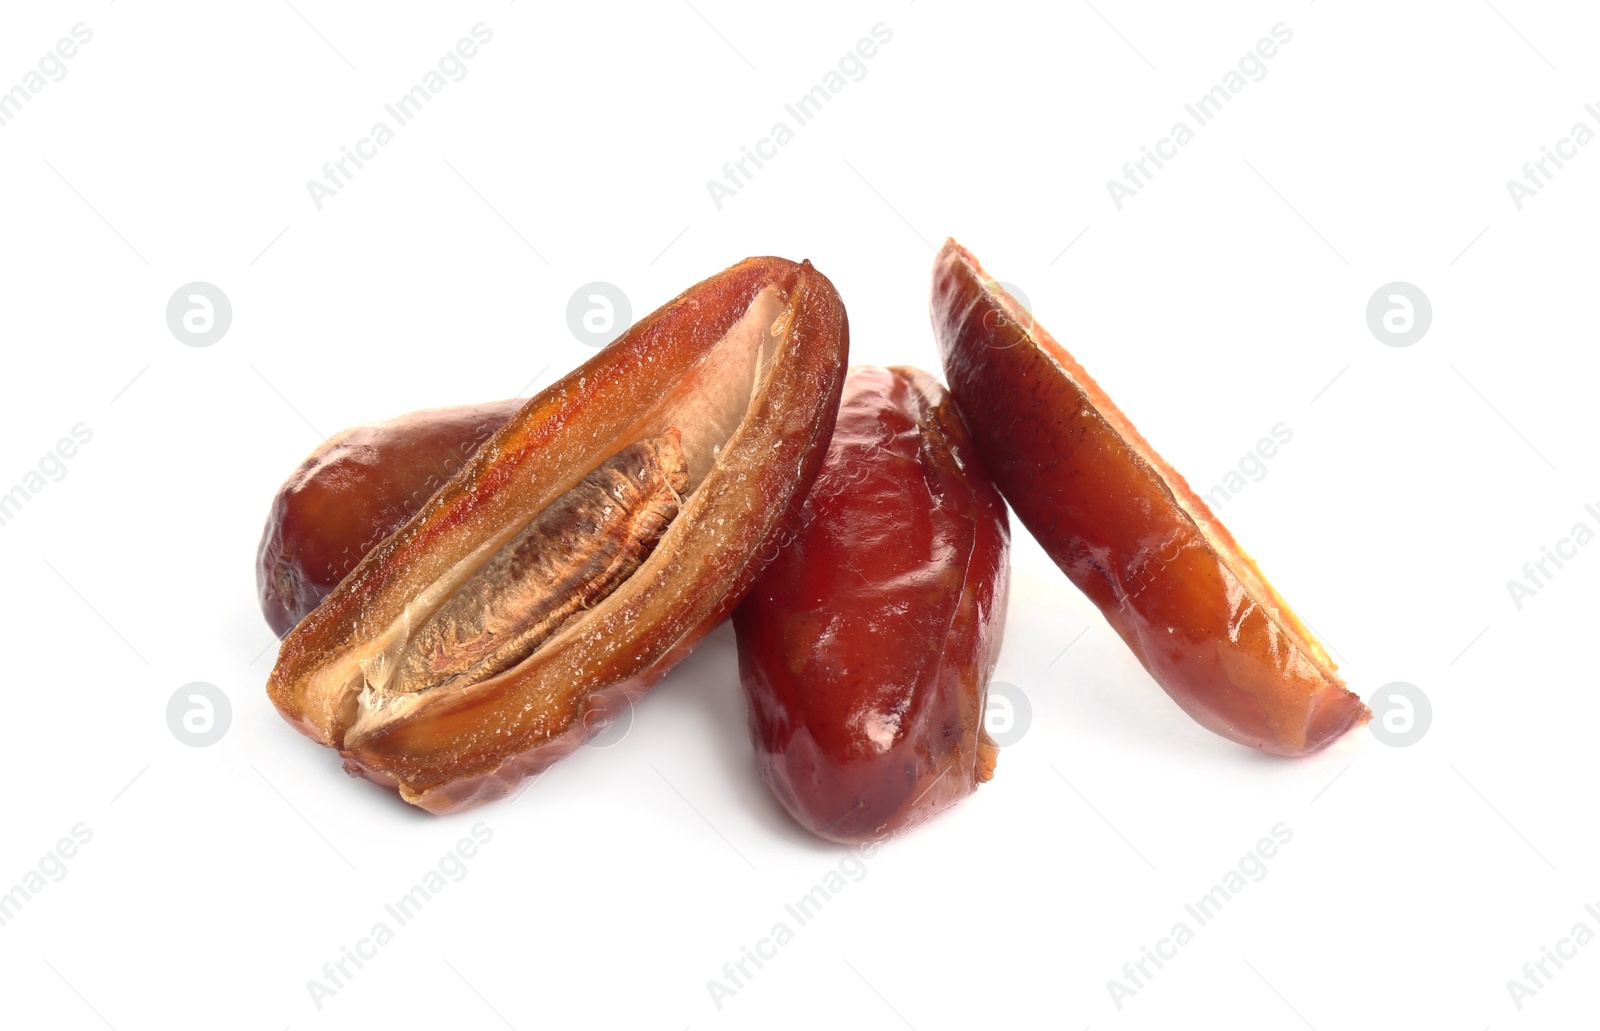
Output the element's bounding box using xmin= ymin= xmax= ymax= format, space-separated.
xmin=735 ymin=365 xmax=1010 ymax=842
xmin=931 ymin=240 xmax=1368 ymax=756
xmin=266 ymin=257 xmax=849 ymax=812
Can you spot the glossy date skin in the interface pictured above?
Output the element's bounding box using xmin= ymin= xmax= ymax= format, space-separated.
xmin=735 ymin=365 xmax=1009 ymax=843
xmin=256 ymin=400 xmax=522 ymax=638
xmin=267 ymin=257 xmax=849 ymax=812
xmin=931 ymin=240 xmax=1368 ymax=756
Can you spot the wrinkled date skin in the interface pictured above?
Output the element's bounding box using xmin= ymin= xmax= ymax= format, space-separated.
xmin=734 ymin=365 xmax=1010 ymax=843
xmin=256 ymin=400 xmax=522 ymax=637
xmin=931 ymin=240 xmax=1368 ymax=756
xmin=267 ymin=257 xmax=848 ymax=812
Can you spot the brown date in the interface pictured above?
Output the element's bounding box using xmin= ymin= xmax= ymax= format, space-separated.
xmin=266 ymin=256 xmax=849 ymax=812
xmin=932 ymin=239 xmax=1368 ymax=756
xmin=256 ymin=400 xmax=522 ymax=638
xmin=735 ymin=365 xmax=1010 ymax=842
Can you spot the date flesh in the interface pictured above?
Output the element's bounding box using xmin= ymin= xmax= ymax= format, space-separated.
xmin=735 ymin=366 xmax=1010 ymax=842
xmin=931 ymin=239 xmax=1368 ymax=755
xmin=256 ymin=400 xmax=522 ymax=637
xmin=266 ymin=256 xmax=849 ymax=812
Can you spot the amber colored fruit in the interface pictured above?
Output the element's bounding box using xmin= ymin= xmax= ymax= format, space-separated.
xmin=931 ymin=240 xmax=1368 ymax=756
xmin=266 ymin=257 xmax=849 ymax=812
xmin=735 ymin=365 xmax=1010 ymax=842
xmin=256 ymin=400 xmax=522 ymax=638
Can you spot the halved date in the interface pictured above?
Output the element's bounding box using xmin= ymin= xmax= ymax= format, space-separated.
xmin=734 ymin=365 xmax=1010 ymax=843
xmin=931 ymin=240 xmax=1368 ymax=755
xmin=267 ymin=257 xmax=849 ymax=812
xmin=256 ymin=400 xmax=522 ymax=637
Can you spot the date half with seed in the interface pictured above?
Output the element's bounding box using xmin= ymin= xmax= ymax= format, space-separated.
xmin=266 ymin=257 xmax=849 ymax=812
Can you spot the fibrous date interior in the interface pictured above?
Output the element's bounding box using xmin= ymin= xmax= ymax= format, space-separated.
xmin=391 ymin=432 xmax=690 ymax=695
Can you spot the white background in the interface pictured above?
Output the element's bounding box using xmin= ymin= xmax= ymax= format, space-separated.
xmin=0 ymin=1 xmax=1594 ymax=1028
